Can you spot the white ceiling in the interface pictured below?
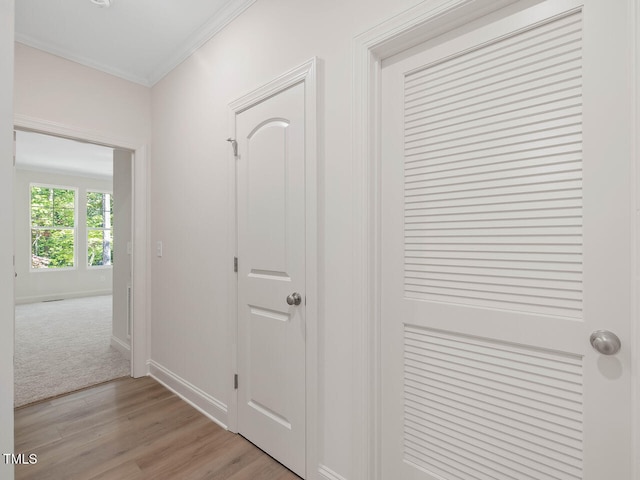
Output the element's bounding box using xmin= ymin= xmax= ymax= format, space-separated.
xmin=15 ymin=0 xmax=256 ymax=86
xmin=16 ymin=130 xmax=114 ymax=179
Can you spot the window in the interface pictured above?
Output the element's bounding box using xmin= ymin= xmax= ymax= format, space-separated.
xmin=87 ymin=191 xmax=113 ymax=267
xmin=30 ymin=185 xmax=76 ymax=269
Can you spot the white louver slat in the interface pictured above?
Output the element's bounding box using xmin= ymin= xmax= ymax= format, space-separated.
xmin=404 ymin=326 xmax=583 ymax=480
xmin=403 ymin=11 xmax=583 ymax=318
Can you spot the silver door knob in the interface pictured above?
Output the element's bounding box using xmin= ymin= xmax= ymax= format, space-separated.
xmin=286 ymin=292 xmax=302 ymax=306
xmin=590 ymin=330 xmax=621 ymax=355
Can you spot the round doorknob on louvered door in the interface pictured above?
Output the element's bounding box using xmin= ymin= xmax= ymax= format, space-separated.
xmin=286 ymin=293 xmax=302 ymax=306
xmin=590 ymin=330 xmax=621 ymax=355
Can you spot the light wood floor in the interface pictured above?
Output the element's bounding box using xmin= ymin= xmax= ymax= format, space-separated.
xmin=14 ymin=376 xmax=302 ymax=480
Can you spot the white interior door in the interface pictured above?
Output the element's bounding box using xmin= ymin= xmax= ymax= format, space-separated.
xmin=380 ymin=1 xmax=634 ymax=479
xmin=236 ymin=82 xmax=306 ymax=477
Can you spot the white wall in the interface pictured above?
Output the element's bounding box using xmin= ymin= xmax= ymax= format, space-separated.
xmin=149 ymin=1 xmax=419 ymax=478
xmin=14 ymin=169 xmax=114 ymax=303
xmin=112 ymin=149 xmax=132 ymax=351
xmin=1 ymin=2 xmax=14 ymax=478
xmin=13 ymin=42 xmax=152 ymax=377
xmin=14 ymin=44 xmax=151 ymax=145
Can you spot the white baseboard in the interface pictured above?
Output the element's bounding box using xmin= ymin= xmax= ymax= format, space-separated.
xmin=148 ymin=360 xmax=228 ymax=430
xmin=110 ymin=335 xmax=130 ymax=357
xmin=15 ymin=289 xmax=113 ymax=305
xmin=318 ymin=464 xmax=348 ymax=480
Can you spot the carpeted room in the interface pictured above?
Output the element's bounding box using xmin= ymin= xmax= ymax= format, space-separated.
xmin=13 ymin=130 xmax=134 ymax=408
xmin=14 ymin=295 xmax=130 ymax=407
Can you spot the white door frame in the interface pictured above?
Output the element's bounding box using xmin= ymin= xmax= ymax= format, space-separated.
xmin=226 ymin=58 xmax=318 ymax=479
xmin=13 ymin=113 xmax=150 ymax=378
xmin=351 ymin=1 xmax=640 ymax=479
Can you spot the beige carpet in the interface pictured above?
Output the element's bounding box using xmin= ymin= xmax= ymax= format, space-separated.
xmin=14 ymin=295 xmax=130 ymax=407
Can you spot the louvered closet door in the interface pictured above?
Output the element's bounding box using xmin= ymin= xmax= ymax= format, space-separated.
xmin=380 ymin=1 xmax=633 ymax=479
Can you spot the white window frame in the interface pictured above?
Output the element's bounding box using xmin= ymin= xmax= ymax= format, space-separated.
xmin=86 ymin=189 xmax=113 ymax=269
xmin=29 ymin=182 xmax=78 ymax=272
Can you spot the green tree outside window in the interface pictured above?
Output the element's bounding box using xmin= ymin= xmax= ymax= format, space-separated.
xmin=30 ymin=186 xmax=76 ymax=268
xmin=87 ymin=192 xmax=113 ymax=267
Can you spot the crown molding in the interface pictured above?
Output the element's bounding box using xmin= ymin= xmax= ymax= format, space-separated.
xmin=15 ymin=0 xmax=257 ymax=88
xmin=148 ymin=0 xmax=257 ymax=85
xmin=15 ymin=34 xmax=151 ymax=86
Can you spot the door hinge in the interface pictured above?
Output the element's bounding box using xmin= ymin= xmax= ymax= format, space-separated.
xmin=13 ymin=130 xmax=16 ymax=167
xmin=234 ymin=256 xmax=238 ymax=273
xmin=234 ymin=373 xmax=238 ymax=390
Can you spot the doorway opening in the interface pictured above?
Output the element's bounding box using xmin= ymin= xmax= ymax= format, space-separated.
xmin=13 ymin=129 xmax=134 ymax=407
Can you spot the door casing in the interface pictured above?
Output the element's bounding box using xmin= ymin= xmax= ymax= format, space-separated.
xmin=227 ymin=58 xmax=318 ymax=479
xmin=351 ymin=1 xmax=640 ymax=479
xmin=13 ymin=114 xmax=150 ymax=379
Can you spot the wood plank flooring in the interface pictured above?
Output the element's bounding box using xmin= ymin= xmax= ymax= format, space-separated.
xmin=14 ymin=376 xmax=302 ymax=480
